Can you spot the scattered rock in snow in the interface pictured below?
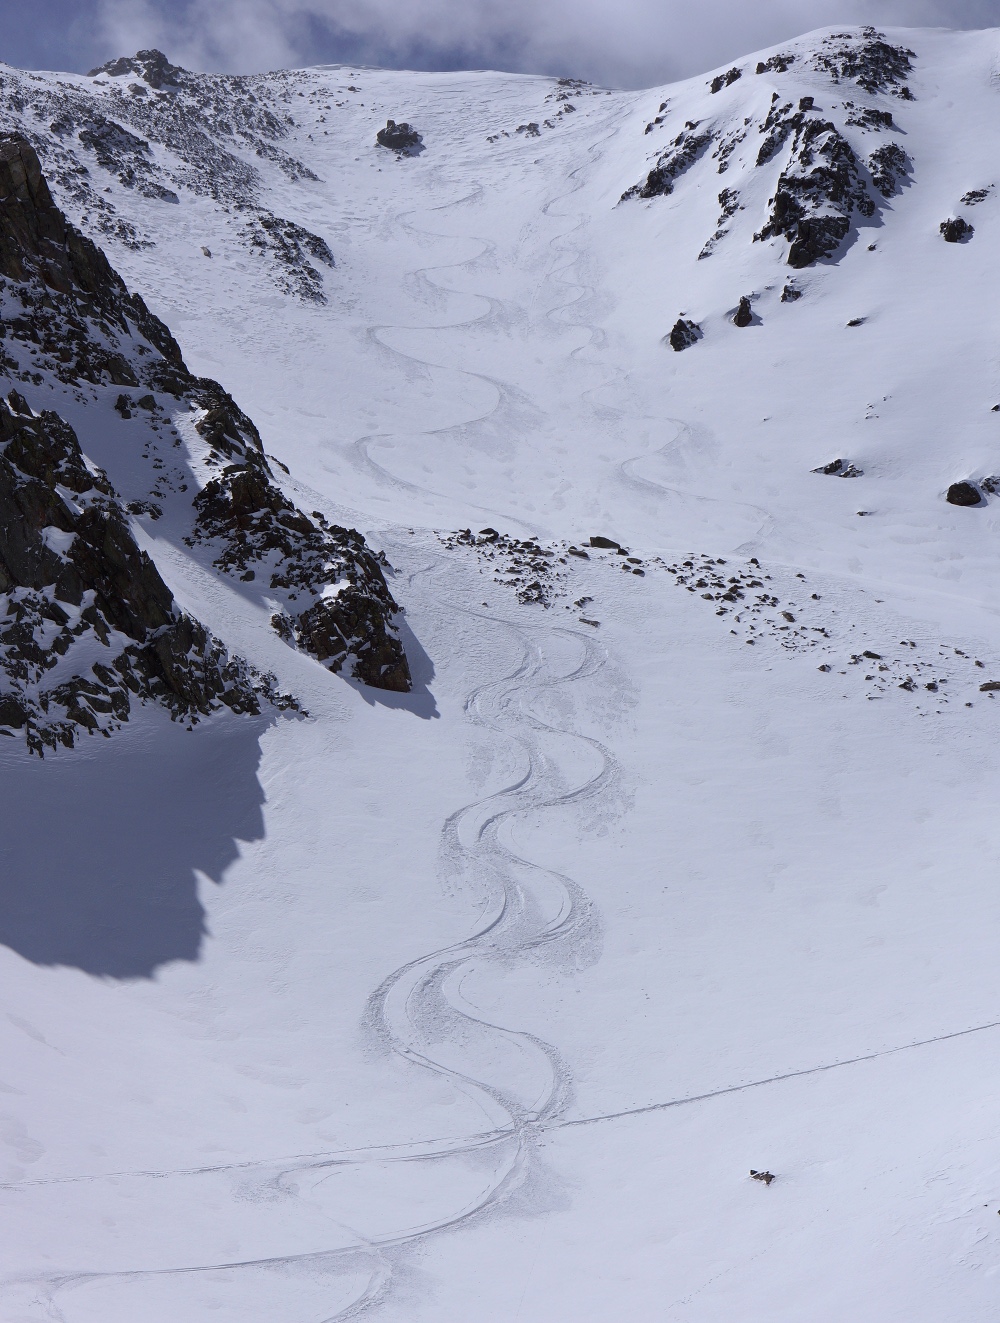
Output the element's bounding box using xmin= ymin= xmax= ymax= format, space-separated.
xmin=750 ymin=1170 xmax=775 ymax=1185
xmin=960 ymin=187 xmax=993 ymax=205
xmin=946 ymin=481 xmax=982 ymax=506
xmin=940 ymin=217 xmax=973 ymax=243
xmin=781 ymin=284 xmax=802 ymax=302
xmin=733 ymin=296 xmax=753 ymax=326
xmin=808 ymin=27 xmax=916 ymax=97
xmin=755 ymin=53 xmax=795 ymax=74
xmin=667 ymin=318 xmax=702 ymax=351
xmin=813 ymin=459 xmax=863 ymax=477
xmin=590 ymin=536 xmax=621 ymax=550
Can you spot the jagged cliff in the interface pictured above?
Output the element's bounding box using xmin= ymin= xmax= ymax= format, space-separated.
xmin=0 ymin=135 xmax=410 ymax=750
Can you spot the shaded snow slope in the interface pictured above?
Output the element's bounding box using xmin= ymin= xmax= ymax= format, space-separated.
xmin=3 ymin=23 xmax=1000 ymax=1323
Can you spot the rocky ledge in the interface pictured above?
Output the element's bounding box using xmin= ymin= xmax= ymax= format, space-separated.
xmin=0 ymin=135 xmax=410 ymax=747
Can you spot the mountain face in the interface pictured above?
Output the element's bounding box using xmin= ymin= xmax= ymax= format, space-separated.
xmin=5 ymin=23 xmax=1000 ymax=1323
xmin=0 ymin=132 xmax=409 ymax=750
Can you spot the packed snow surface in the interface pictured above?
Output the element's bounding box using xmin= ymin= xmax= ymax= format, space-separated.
xmin=3 ymin=24 xmax=1000 ymax=1320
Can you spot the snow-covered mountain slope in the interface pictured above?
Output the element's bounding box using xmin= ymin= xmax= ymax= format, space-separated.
xmin=4 ymin=24 xmax=1000 ymax=1322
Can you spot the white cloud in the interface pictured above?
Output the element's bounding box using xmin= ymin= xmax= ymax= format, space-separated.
xmin=91 ymin=0 xmax=1000 ymax=87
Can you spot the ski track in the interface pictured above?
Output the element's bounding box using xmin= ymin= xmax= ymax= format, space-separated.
xmin=9 ymin=139 xmax=626 ymax=1322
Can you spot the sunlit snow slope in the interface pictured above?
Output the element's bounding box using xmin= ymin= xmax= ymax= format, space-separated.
xmin=2 ymin=25 xmax=1000 ymax=1323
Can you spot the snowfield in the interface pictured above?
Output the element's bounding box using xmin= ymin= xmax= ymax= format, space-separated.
xmin=2 ymin=24 xmax=1000 ymax=1320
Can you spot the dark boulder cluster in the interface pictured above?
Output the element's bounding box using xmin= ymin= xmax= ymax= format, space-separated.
xmin=940 ymin=217 xmax=973 ymax=243
xmin=667 ymin=318 xmax=702 ymax=351
xmin=0 ymin=390 xmax=275 ymax=754
xmin=709 ymin=67 xmax=742 ymax=94
xmin=376 ymin=119 xmax=423 ymax=153
xmin=808 ymin=27 xmax=916 ymax=97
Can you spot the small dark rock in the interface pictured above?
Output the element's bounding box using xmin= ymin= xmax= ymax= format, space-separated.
xmin=780 ymin=284 xmax=802 ymax=303
xmin=668 ymin=318 xmax=702 ymax=351
xmin=733 ymin=296 xmax=753 ymax=327
xmin=980 ymin=681 xmax=1000 ymax=692
xmin=590 ymin=536 xmax=621 ymax=550
xmin=946 ymin=481 xmax=982 ymax=507
xmin=799 ymin=96 xmax=814 ymax=110
xmin=750 ymin=1170 xmax=775 ymax=1185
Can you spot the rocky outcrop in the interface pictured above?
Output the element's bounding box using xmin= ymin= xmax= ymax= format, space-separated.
xmin=709 ymin=68 xmax=742 ymax=94
xmin=621 ymin=124 xmax=714 ymax=201
xmin=754 ymin=116 xmax=873 ymax=266
xmin=868 ymin=143 xmax=909 ymax=197
xmin=940 ymin=217 xmax=973 ymax=243
xmin=0 ymin=391 xmax=278 ymax=753
xmin=376 ymin=120 xmax=423 ymax=153
xmin=667 ymin=318 xmax=702 ymax=351
xmin=808 ymin=28 xmax=915 ymax=97
xmin=0 ymin=135 xmax=411 ymax=745
xmin=733 ymin=296 xmax=753 ymax=326
xmin=813 ymin=458 xmax=863 ymax=477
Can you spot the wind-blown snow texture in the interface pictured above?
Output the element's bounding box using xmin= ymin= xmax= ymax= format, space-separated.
xmin=3 ymin=22 xmax=1000 ymax=1322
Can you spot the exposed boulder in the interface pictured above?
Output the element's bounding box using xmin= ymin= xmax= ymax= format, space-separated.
xmin=667 ymin=318 xmax=702 ymax=351
xmin=946 ymin=481 xmax=982 ymax=506
xmin=376 ymin=120 xmax=423 ymax=153
xmin=940 ymin=217 xmax=973 ymax=243
xmin=733 ymin=296 xmax=753 ymax=326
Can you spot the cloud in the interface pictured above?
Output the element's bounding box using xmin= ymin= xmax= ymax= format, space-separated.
xmin=82 ymin=0 xmax=1000 ymax=88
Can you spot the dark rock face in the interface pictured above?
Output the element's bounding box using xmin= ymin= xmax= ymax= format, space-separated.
xmin=946 ymin=482 xmax=982 ymax=506
xmin=88 ymin=48 xmax=184 ymax=90
xmin=0 ymin=392 xmax=273 ymax=753
xmin=754 ymin=116 xmax=873 ymax=267
xmin=709 ymin=68 xmax=742 ymax=94
xmin=0 ymin=135 xmax=411 ymax=744
xmin=940 ymin=217 xmax=973 ymax=243
xmin=733 ymin=296 xmax=753 ymax=327
xmin=868 ymin=143 xmax=909 ymax=197
xmin=668 ymin=318 xmax=702 ymax=351
xmin=187 ymin=392 xmax=410 ymax=692
xmin=376 ymin=120 xmax=423 ymax=152
xmin=621 ymin=124 xmax=713 ymax=201
xmin=756 ymin=53 xmax=795 ymax=74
